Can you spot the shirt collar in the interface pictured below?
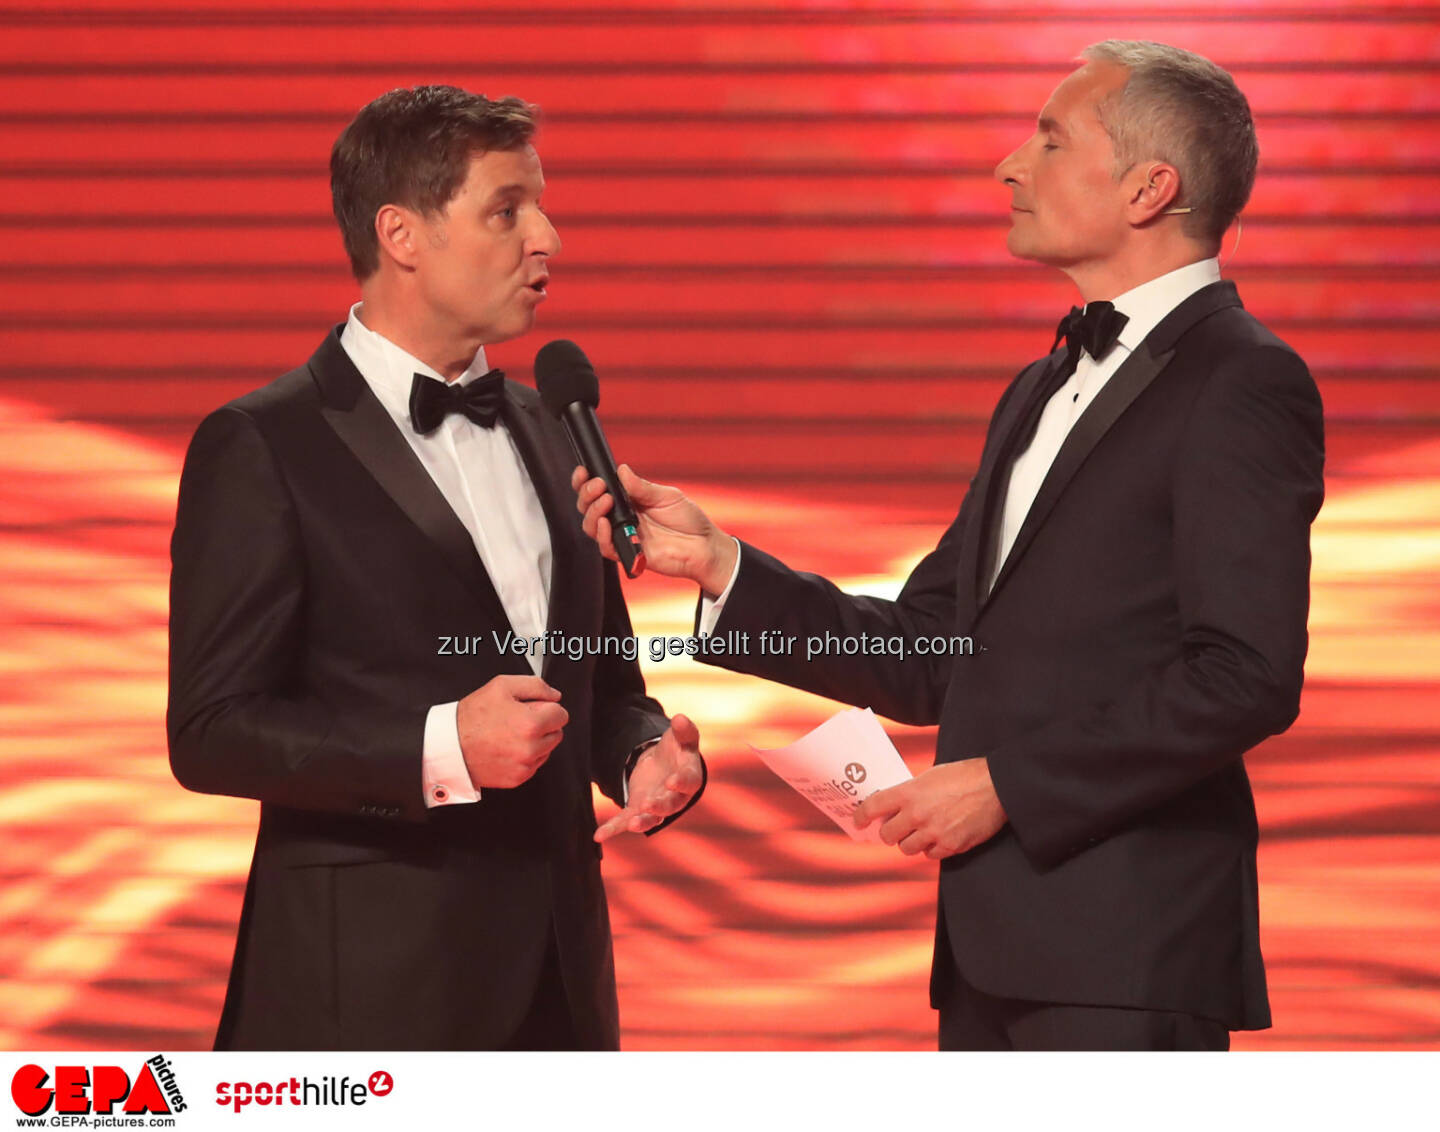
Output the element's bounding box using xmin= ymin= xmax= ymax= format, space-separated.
xmin=339 ymin=301 xmax=491 ymax=417
xmin=1095 ymin=258 xmax=1222 ymax=354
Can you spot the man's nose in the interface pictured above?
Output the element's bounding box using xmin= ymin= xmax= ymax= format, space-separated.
xmin=530 ymin=211 xmax=561 ymax=258
xmin=994 ymin=144 xmax=1025 ymax=185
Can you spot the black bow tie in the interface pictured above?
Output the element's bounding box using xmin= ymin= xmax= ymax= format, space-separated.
xmin=1051 ymin=301 xmax=1129 ymax=366
xmin=409 ymin=370 xmax=505 ymax=434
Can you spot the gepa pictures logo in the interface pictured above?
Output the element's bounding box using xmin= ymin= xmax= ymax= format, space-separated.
xmin=10 ymin=1055 xmax=186 ymax=1118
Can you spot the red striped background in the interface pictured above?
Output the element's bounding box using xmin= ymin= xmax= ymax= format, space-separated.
xmin=1 ymin=1 xmax=1437 ymax=1050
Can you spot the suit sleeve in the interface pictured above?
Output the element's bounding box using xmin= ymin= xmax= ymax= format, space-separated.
xmin=987 ymin=345 xmax=1326 ymax=868
xmin=693 ymin=495 xmax=973 ymax=726
xmin=687 ymin=369 xmax=1033 ymax=725
xmin=167 ymin=407 xmax=430 ymax=822
xmin=587 ymin=559 xmax=705 ymax=834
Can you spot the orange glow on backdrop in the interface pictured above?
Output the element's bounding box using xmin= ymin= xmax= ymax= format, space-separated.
xmin=2 ymin=2 xmax=1438 ymax=1050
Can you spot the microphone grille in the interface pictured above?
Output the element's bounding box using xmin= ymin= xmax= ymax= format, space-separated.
xmin=534 ymin=339 xmax=599 ymax=417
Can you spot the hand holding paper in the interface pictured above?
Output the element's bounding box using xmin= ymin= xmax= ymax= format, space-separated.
xmin=853 ymin=758 xmax=1008 ymax=860
xmin=749 ymin=708 xmax=913 ymax=842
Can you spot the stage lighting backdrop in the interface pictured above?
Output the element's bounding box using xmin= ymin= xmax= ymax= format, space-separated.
xmin=1 ymin=0 xmax=1438 ymax=1050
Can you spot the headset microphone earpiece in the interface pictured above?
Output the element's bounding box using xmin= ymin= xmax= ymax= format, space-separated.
xmin=1144 ymin=175 xmax=1193 ymax=215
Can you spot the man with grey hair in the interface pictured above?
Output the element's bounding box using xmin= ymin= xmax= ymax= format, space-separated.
xmin=1080 ymin=40 xmax=1259 ymax=250
xmin=572 ymin=41 xmax=1324 ymax=1049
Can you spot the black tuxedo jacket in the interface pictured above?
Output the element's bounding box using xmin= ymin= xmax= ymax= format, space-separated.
xmin=168 ymin=327 xmax=693 ymax=1049
xmin=701 ymin=282 xmax=1324 ymax=1029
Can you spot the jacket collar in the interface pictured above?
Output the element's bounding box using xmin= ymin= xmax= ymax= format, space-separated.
xmin=965 ymin=280 xmax=1243 ymax=617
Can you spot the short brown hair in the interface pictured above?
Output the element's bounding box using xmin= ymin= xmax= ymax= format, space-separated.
xmin=330 ymin=85 xmax=538 ymax=279
xmin=1081 ymin=41 xmax=1257 ymax=249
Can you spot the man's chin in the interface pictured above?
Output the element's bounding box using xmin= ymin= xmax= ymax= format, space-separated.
xmin=1005 ymin=232 xmax=1072 ymax=269
xmin=474 ymin=313 xmax=536 ymax=347
xmin=1005 ymin=230 xmax=1044 ymax=263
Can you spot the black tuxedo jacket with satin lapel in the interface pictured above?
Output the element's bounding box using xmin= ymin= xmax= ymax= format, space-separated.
xmin=699 ymin=281 xmax=1325 ymax=1029
xmin=168 ymin=326 xmax=695 ymax=1050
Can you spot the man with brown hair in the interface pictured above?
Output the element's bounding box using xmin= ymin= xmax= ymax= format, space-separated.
xmin=575 ymin=42 xmax=1324 ymax=1049
xmin=168 ymin=85 xmax=705 ymax=1050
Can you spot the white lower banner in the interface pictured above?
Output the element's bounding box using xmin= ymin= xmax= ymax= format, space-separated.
xmin=3 ymin=1051 xmax=1438 ymax=1131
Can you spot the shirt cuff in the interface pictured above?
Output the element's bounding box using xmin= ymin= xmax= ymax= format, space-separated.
xmin=697 ymin=537 xmax=743 ymax=637
xmin=422 ymin=701 xmax=480 ymax=807
xmin=622 ymin=735 xmax=665 ymax=805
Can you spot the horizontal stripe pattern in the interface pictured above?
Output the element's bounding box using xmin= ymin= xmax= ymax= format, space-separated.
xmin=2 ymin=3 xmax=1436 ymax=1055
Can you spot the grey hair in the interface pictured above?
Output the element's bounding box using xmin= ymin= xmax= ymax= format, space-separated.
xmin=1080 ymin=40 xmax=1257 ymax=248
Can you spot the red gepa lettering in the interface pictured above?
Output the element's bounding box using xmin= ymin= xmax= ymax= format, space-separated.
xmin=10 ymin=1063 xmax=171 ymax=1116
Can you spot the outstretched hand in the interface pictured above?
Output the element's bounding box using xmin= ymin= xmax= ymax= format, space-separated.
xmin=595 ymin=714 xmax=705 ymax=842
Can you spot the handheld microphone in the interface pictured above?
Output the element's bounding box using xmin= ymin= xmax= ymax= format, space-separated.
xmin=534 ymin=339 xmax=646 ymax=579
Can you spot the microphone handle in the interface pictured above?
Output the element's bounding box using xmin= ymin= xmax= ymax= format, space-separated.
xmin=561 ymin=403 xmax=646 ymax=578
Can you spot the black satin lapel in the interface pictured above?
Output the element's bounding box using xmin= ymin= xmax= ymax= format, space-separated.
xmin=498 ymin=390 xmax=581 ymax=669
xmin=316 ymin=371 xmax=516 ymax=636
xmin=984 ymin=338 xmax=1176 ymax=606
xmin=966 ymin=352 xmax=1068 ymax=606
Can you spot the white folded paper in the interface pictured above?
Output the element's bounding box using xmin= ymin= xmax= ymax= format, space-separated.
xmin=749 ymin=707 xmax=914 ymax=842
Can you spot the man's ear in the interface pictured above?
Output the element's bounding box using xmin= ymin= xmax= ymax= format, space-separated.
xmin=1127 ymin=162 xmax=1182 ymax=225
xmin=374 ymin=203 xmax=423 ymax=271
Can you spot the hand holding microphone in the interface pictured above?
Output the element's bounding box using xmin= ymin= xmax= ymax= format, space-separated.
xmin=534 ymin=340 xmax=735 ymax=593
xmin=571 ymin=463 xmax=736 ymax=595
xmin=535 ymin=339 xmax=647 ymax=577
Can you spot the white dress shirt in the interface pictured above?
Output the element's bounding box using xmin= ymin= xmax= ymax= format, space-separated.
xmin=988 ymin=258 xmax=1221 ymax=592
xmin=339 ymin=302 xmax=553 ymax=807
xmin=701 ymin=259 xmax=1223 ymax=631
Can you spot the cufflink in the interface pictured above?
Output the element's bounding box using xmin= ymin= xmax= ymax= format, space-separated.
xmin=430 ymin=785 xmax=449 ymax=803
